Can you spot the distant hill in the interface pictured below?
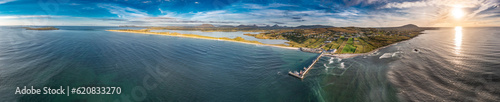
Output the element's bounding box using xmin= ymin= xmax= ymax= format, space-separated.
xmin=378 ymin=24 xmax=423 ymax=31
xmin=197 ymin=24 xmax=215 ymax=28
xmin=294 ymin=25 xmax=334 ymax=29
xmin=218 ymin=25 xmax=235 ymax=27
xmin=400 ymin=24 xmax=419 ymax=29
xmin=237 ymin=24 xmax=258 ymax=28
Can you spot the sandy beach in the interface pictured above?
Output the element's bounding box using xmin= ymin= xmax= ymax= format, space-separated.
xmin=107 ymin=30 xmax=300 ymax=50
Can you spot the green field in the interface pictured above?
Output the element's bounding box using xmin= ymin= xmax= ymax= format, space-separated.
xmin=287 ymin=38 xmax=325 ymax=48
xmin=353 ymin=38 xmax=375 ymax=53
xmin=323 ymin=42 xmax=341 ymax=51
xmin=341 ymin=44 xmax=356 ymax=53
xmin=347 ymin=38 xmax=354 ymax=44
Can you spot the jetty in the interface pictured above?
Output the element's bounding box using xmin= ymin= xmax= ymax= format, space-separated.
xmin=289 ymin=53 xmax=324 ymax=79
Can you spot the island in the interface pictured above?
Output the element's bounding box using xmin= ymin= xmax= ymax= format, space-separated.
xmin=24 ymin=27 xmax=59 ymax=30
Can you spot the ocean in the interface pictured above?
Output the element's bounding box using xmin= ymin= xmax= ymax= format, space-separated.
xmin=0 ymin=26 xmax=498 ymax=101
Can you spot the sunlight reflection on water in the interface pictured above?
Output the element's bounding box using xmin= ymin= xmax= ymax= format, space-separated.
xmin=454 ymin=26 xmax=462 ymax=54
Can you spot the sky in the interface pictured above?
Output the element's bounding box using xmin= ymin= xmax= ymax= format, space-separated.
xmin=0 ymin=0 xmax=498 ymax=27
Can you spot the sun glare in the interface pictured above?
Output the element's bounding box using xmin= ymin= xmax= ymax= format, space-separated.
xmin=452 ymin=6 xmax=464 ymax=19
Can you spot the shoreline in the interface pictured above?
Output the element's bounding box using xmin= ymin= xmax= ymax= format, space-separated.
xmin=107 ymin=30 xmax=299 ymax=50
xmin=107 ymin=29 xmax=417 ymax=59
xmin=324 ymin=36 xmax=415 ymax=59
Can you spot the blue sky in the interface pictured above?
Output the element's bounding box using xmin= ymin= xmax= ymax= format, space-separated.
xmin=0 ymin=0 xmax=498 ymax=27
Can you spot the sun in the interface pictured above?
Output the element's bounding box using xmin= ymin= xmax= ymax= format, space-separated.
xmin=452 ymin=6 xmax=464 ymax=19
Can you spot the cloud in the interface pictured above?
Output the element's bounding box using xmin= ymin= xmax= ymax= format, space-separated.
xmin=242 ymin=3 xmax=298 ymax=9
xmin=0 ymin=15 xmax=66 ymax=19
xmin=69 ymin=3 xmax=80 ymax=5
xmin=270 ymin=21 xmax=285 ymax=24
xmin=82 ymin=7 xmax=95 ymax=10
xmin=158 ymin=8 xmax=165 ymax=14
xmin=3 ymin=0 xmax=489 ymax=27
xmin=96 ymin=18 xmax=128 ymax=21
xmin=291 ymin=17 xmax=301 ymax=19
xmin=141 ymin=17 xmax=176 ymax=19
xmin=382 ymin=0 xmax=497 ymax=9
xmin=342 ymin=0 xmax=384 ymax=6
xmin=378 ymin=0 xmax=500 ymax=26
xmin=97 ymin=3 xmax=148 ymax=18
xmin=0 ymin=0 xmax=15 ymax=4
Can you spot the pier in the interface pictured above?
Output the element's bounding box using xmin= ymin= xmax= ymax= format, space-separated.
xmin=289 ymin=53 xmax=324 ymax=79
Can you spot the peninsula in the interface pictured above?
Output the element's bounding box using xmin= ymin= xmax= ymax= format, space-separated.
xmin=109 ymin=24 xmax=434 ymax=57
xmin=107 ymin=29 xmax=298 ymax=50
xmin=24 ymin=27 xmax=59 ymax=30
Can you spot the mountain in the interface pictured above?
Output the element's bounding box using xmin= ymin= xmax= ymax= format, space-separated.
xmin=272 ymin=24 xmax=280 ymax=28
xmin=294 ymin=25 xmax=334 ymax=29
xmin=218 ymin=25 xmax=235 ymax=27
xmin=379 ymin=24 xmax=422 ymax=31
xmin=197 ymin=24 xmax=215 ymax=28
xmin=399 ymin=24 xmax=419 ymax=29
xmin=237 ymin=24 xmax=258 ymax=28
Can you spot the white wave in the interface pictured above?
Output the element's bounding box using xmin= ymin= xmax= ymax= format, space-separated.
xmin=392 ymin=51 xmax=404 ymax=57
xmin=340 ymin=62 xmax=345 ymax=69
xmin=368 ymin=52 xmax=380 ymax=56
xmin=324 ymin=64 xmax=329 ymax=71
xmin=379 ymin=53 xmax=393 ymax=59
xmin=329 ymin=57 xmax=334 ymax=64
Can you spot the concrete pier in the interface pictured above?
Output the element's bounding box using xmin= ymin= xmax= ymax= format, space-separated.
xmin=289 ymin=53 xmax=323 ymax=79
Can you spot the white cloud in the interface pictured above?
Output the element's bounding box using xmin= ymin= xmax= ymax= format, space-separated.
xmin=380 ymin=0 xmax=500 ymax=27
xmin=241 ymin=3 xmax=298 ymax=9
xmin=69 ymin=3 xmax=80 ymax=5
xmin=382 ymin=0 xmax=497 ymax=8
xmin=337 ymin=9 xmax=359 ymax=16
xmin=0 ymin=0 xmax=15 ymax=4
xmin=158 ymin=8 xmax=165 ymax=14
xmin=97 ymin=3 xmax=149 ymax=18
xmin=0 ymin=15 xmax=66 ymax=19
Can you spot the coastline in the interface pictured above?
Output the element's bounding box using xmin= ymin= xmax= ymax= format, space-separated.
xmin=107 ymin=30 xmax=299 ymax=50
xmin=107 ymin=29 xmax=418 ymax=59
xmin=324 ymin=36 xmax=415 ymax=59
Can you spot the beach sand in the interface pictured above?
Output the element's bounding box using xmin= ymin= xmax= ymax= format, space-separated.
xmin=107 ymin=30 xmax=300 ymax=50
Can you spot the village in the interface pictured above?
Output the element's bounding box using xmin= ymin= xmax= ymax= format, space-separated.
xmin=245 ymin=24 xmax=425 ymax=54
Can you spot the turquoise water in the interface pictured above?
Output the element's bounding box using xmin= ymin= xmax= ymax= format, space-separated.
xmin=0 ymin=26 xmax=498 ymax=101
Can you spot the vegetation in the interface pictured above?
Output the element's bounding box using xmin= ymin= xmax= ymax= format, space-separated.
xmin=341 ymin=44 xmax=356 ymax=53
xmin=347 ymin=38 xmax=354 ymax=44
xmin=24 ymin=27 xmax=59 ymax=30
xmin=243 ymin=26 xmax=424 ymax=54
